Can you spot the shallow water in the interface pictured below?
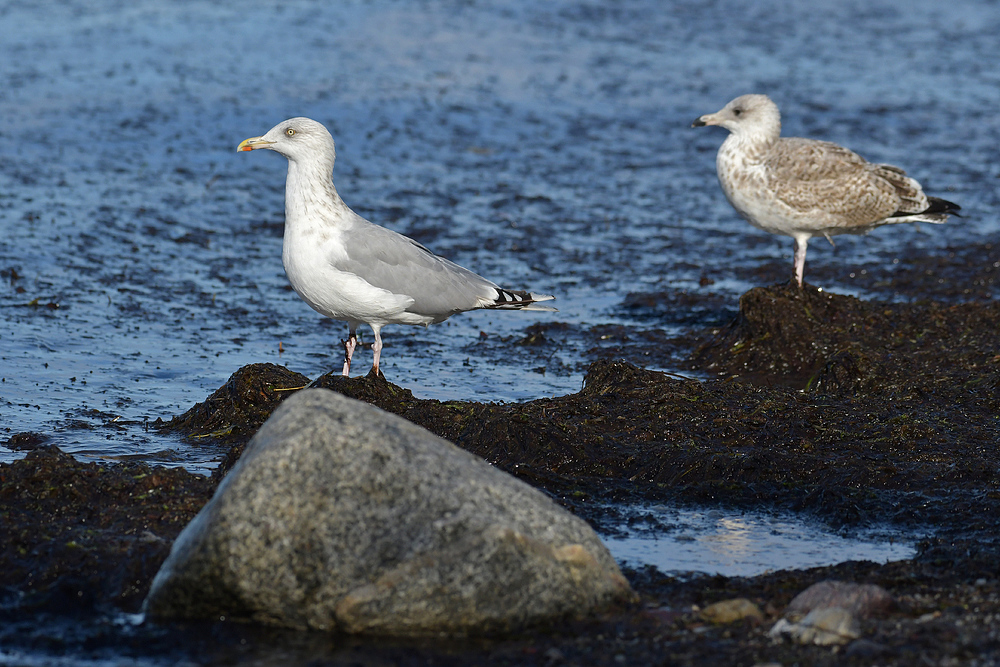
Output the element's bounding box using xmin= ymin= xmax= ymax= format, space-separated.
xmin=603 ymin=504 xmax=915 ymax=578
xmin=3 ymin=0 xmax=999 ymax=470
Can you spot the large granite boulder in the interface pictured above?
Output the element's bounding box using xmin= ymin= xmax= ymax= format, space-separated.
xmin=144 ymin=389 xmax=633 ymax=635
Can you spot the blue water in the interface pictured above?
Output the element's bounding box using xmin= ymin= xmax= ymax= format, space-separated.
xmin=3 ymin=0 xmax=999 ymax=469
xmin=4 ymin=0 xmax=999 ymax=470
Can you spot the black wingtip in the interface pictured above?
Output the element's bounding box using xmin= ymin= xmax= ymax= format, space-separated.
xmin=488 ymin=288 xmax=556 ymax=311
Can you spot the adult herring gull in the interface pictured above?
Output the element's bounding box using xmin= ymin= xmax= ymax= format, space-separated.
xmin=692 ymin=94 xmax=959 ymax=286
xmin=238 ymin=117 xmax=555 ymax=377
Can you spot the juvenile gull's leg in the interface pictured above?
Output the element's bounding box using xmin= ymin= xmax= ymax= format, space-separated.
xmin=793 ymin=235 xmax=810 ymax=288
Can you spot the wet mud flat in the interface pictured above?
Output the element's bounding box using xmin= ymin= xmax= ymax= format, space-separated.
xmin=4 ymin=247 xmax=1000 ymax=665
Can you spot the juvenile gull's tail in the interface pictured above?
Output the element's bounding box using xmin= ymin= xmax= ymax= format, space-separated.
xmin=887 ymin=196 xmax=961 ymax=225
xmin=874 ymin=163 xmax=961 ymax=224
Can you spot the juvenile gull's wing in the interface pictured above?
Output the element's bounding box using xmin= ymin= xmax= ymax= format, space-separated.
xmin=764 ymin=138 xmax=903 ymax=228
xmin=869 ymin=163 xmax=931 ymax=215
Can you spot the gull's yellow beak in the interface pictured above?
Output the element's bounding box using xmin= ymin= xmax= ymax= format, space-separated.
xmin=237 ymin=136 xmax=275 ymax=152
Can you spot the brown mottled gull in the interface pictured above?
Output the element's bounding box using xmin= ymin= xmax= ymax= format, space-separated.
xmin=237 ymin=117 xmax=555 ymax=378
xmin=692 ymin=94 xmax=959 ymax=286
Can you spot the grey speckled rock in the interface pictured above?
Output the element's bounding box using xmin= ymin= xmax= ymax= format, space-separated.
xmin=143 ymin=389 xmax=633 ymax=635
xmin=785 ymin=580 xmax=895 ymax=619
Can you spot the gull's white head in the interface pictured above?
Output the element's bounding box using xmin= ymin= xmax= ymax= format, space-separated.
xmin=237 ymin=117 xmax=336 ymax=166
xmin=692 ymin=94 xmax=781 ymax=138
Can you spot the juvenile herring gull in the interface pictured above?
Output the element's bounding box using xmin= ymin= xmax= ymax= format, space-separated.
xmin=238 ymin=117 xmax=555 ymax=377
xmin=692 ymin=94 xmax=959 ymax=286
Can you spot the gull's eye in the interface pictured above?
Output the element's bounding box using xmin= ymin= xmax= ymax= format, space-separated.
xmin=733 ymin=108 xmax=743 ymax=116
xmin=285 ymin=128 xmax=297 ymax=137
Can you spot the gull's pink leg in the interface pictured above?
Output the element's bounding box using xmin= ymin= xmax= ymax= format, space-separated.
xmin=342 ymin=328 xmax=358 ymax=376
xmin=793 ymin=236 xmax=809 ymax=288
xmin=370 ymin=326 xmax=384 ymax=378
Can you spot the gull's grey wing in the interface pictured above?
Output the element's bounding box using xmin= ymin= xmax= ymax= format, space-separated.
xmin=767 ymin=138 xmax=901 ymax=227
xmin=333 ymin=220 xmax=501 ymax=318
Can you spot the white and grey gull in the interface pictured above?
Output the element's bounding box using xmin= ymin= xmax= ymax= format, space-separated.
xmin=692 ymin=94 xmax=959 ymax=286
xmin=238 ymin=117 xmax=555 ymax=377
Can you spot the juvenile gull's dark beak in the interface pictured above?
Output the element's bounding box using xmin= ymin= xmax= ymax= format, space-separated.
xmin=692 ymin=111 xmax=722 ymax=128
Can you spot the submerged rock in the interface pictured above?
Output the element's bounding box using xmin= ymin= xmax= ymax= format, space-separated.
xmin=144 ymin=389 xmax=633 ymax=635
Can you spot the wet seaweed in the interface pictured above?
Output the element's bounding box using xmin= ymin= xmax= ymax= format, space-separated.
xmin=155 ymin=362 xmax=310 ymax=445
xmin=0 ymin=447 xmax=213 ymax=613
xmin=161 ymin=282 xmax=1000 ymax=536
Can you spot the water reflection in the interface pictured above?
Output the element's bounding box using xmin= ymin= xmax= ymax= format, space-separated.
xmin=603 ymin=505 xmax=916 ymax=577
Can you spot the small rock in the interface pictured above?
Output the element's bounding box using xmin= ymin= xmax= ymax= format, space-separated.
xmin=645 ymin=607 xmax=684 ymax=624
xmin=700 ymin=598 xmax=764 ymax=625
xmin=786 ymin=580 xmax=895 ymax=619
xmin=138 ymin=530 xmax=164 ymax=544
xmin=144 ymin=389 xmax=634 ymax=635
xmin=845 ymin=637 xmax=891 ymax=658
xmin=542 ymin=647 xmax=565 ymax=664
xmin=769 ymin=607 xmax=861 ymax=646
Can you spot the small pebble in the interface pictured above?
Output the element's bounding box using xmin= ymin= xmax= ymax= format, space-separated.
xmin=846 ymin=638 xmax=891 ymax=658
xmin=700 ymin=598 xmax=764 ymax=625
